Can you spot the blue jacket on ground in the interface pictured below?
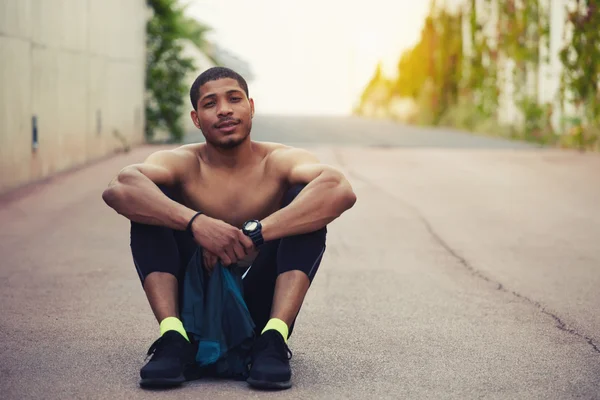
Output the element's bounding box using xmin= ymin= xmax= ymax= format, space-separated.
xmin=179 ymin=249 xmax=256 ymax=380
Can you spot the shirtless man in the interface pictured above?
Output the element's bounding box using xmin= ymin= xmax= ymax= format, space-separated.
xmin=102 ymin=66 xmax=356 ymax=390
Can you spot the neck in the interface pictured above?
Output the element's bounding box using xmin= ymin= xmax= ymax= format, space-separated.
xmin=204 ymin=137 xmax=255 ymax=169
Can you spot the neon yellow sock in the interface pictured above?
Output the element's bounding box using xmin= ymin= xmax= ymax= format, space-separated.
xmin=261 ymin=318 xmax=289 ymax=343
xmin=159 ymin=317 xmax=189 ymax=342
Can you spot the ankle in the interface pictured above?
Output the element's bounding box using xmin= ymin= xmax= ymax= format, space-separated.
xmin=159 ymin=317 xmax=190 ymax=342
xmin=261 ymin=318 xmax=289 ymax=343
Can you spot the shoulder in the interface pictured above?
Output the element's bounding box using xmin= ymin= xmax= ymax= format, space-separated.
xmin=258 ymin=142 xmax=326 ymax=185
xmin=146 ymin=143 xmax=200 ymax=161
xmin=263 ymin=143 xmax=320 ymax=170
xmin=144 ymin=144 xmax=202 ymax=175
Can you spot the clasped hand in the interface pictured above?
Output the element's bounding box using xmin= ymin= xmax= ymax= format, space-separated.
xmin=189 ymin=214 xmax=255 ymax=271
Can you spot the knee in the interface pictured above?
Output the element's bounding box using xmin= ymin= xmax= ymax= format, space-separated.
xmin=308 ymin=224 xmax=327 ymax=241
xmin=280 ymin=183 xmax=328 ymax=239
xmin=277 ymin=232 xmax=327 ymax=281
xmin=157 ymin=184 xmax=175 ymax=200
xmin=130 ymin=220 xmax=172 ymax=247
xmin=280 ymin=223 xmax=327 ymax=247
xmin=281 ymin=184 xmax=306 ymax=208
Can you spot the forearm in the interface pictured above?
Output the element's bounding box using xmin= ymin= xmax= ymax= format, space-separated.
xmin=261 ymin=176 xmax=356 ymax=241
xmin=102 ymin=168 xmax=197 ymax=230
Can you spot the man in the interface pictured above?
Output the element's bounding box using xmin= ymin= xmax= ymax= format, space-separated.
xmin=102 ymin=66 xmax=356 ymax=390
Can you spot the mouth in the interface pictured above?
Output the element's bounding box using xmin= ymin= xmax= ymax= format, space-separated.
xmin=215 ymin=119 xmax=240 ymax=130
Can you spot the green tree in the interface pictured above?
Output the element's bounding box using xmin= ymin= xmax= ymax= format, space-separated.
xmin=559 ymin=0 xmax=600 ymax=150
xmin=145 ymin=0 xmax=217 ymax=142
xmin=357 ymin=63 xmax=393 ymax=115
xmin=392 ymin=4 xmax=463 ymax=124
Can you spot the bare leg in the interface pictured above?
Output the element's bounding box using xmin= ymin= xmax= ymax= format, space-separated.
xmin=269 ymin=270 xmax=310 ymax=327
xmin=143 ymin=272 xmax=179 ymax=322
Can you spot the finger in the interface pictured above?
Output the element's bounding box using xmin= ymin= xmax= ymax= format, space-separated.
xmin=233 ymin=241 xmax=246 ymax=260
xmin=203 ymin=250 xmax=216 ymax=269
xmin=225 ymin=246 xmax=239 ymax=264
xmin=203 ymin=256 xmax=213 ymax=271
xmin=238 ymin=231 xmax=255 ymax=251
xmin=205 ymin=258 xmax=214 ymax=276
xmin=219 ymin=251 xmax=233 ymax=266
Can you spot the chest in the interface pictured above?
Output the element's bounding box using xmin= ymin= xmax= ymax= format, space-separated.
xmin=180 ymin=166 xmax=285 ymax=228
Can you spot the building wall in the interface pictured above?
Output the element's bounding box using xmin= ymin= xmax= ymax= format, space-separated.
xmin=460 ymin=0 xmax=573 ymax=133
xmin=0 ymin=0 xmax=147 ymax=194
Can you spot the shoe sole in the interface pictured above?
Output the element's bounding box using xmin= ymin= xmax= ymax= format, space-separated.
xmin=140 ymin=375 xmax=185 ymax=388
xmin=247 ymin=377 xmax=292 ymax=390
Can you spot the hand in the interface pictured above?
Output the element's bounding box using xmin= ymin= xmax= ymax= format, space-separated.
xmin=202 ymin=249 xmax=219 ymax=273
xmin=190 ymin=215 xmax=254 ymax=266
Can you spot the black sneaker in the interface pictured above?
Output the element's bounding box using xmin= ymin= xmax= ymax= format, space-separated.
xmin=247 ymin=330 xmax=293 ymax=390
xmin=139 ymin=331 xmax=195 ymax=388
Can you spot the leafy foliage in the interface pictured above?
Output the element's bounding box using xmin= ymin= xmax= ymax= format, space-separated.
xmin=386 ymin=5 xmax=463 ymax=124
xmin=559 ymin=0 xmax=600 ymax=150
xmin=357 ymin=0 xmax=600 ymax=151
xmin=355 ymin=63 xmax=394 ymax=116
xmin=464 ymin=0 xmax=498 ymax=120
xmin=145 ymin=0 xmax=215 ymax=142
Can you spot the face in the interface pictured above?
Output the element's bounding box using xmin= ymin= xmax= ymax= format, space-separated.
xmin=190 ymin=78 xmax=254 ymax=150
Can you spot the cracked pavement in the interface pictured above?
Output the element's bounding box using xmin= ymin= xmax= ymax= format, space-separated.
xmin=1 ymin=115 xmax=600 ymax=399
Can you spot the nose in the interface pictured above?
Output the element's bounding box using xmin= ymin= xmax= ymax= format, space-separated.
xmin=217 ymin=101 xmax=233 ymax=117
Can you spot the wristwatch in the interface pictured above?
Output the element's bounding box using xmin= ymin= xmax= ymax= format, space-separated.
xmin=242 ymin=220 xmax=264 ymax=248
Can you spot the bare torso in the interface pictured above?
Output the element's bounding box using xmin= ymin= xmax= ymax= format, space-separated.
xmin=176 ymin=141 xmax=290 ymax=229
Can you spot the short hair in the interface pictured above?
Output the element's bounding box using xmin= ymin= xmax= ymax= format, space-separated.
xmin=189 ymin=67 xmax=249 ymax=110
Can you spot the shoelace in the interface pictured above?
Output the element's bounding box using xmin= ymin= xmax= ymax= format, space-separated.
xmin=145 ymin=337 xmax=166 ymax=361
xmin=253 ymin=334 xmax=293 ymax=361
xmin=281 ymin=339 xmax=293 ymax=360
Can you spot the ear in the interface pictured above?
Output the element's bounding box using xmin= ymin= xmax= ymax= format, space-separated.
xmin=190 ymin=110 xmax=201 ymax=129
xmin=249 ymin=98 xmax=255 ymax=118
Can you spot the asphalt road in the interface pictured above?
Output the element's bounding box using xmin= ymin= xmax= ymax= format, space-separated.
xmin=1 ymin=115 xmax=599 ymax=399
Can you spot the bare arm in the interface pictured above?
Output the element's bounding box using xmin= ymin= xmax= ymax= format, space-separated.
xmin=102 ymin=148 xmax=253 ymax=264
xmin=102 ymin=149 xmax=198 ymax=230
xmin=260 ymin=148 xmax=357 ymax=241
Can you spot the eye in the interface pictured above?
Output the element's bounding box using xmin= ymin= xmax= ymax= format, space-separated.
xmin=230 ymin=97 xmax=242 ymax=102
xmin=203 ymin=101 xmax=215 ymax=108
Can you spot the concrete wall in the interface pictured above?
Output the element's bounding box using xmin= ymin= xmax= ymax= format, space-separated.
xmin=0 ymin=0 xmax=147 ymax=194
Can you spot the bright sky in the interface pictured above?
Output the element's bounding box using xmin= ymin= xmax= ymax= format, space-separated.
xmin=184 ymin=0 xmax=431 ymax=115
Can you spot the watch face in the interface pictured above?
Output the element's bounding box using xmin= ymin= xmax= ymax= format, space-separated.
xmin=245 ymin=221 xmax=258 ymax=232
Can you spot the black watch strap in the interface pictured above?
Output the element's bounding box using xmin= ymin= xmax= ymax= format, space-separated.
xmin=247 ymin=230 xmax=264 ymax=248
xmin=243 ymin=220 xmax=264 ymax=248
